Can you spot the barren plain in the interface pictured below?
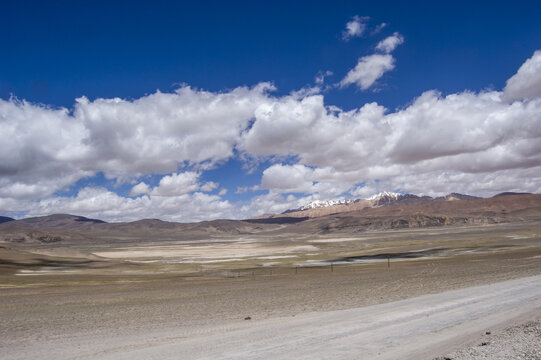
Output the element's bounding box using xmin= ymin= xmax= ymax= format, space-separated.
xmin=1 ymin=194 xmax=541 ymax=359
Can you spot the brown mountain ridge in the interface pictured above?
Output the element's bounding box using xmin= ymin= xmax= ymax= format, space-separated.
xmin=0 ymin=193 xmax=540 ymax=245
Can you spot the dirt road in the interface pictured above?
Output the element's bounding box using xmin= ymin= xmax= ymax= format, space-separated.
xmin=5 ymin=275 xmax=540 ymax=360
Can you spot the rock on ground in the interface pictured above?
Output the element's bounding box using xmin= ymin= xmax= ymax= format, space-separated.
xmin=435 ymin=319 xmax=541 ymax=360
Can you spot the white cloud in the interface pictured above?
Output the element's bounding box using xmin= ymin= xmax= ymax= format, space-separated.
xmin=375 ymin=32 xmax=404 ymax=53
xmin=372 ymin=22 xmax=387 ymax=35
xmin=0 ymin=83 xmax=274 ymax=201
xmin=242 ymin=54 xmax=541 ymax=208
xmin=261 ymin=164 xmax=316 ymax=193
xmin=150 ymin=171 xmax=201 ymax=196
xmin=502 ymin=50 xmax=541 ymax=102
xmin=342 ymin=16 xmax=369 ymax=41
xmin=340 ymin=54 xmax=395 ymax=90
xmin=241 ymin=96 xmax=388 ymax=172
xmin=260 ymin=164 xmax=356 ymax=199
xmin=242 ymin=82 xmax=541 ymax=180
xmin=0 ymin=98 xmax=92 ymax=199
xmin=18 ymin=186 xmax=237 ymax=223
xmin=350 ymin=182 xmax=381 ymax=198
xmin=315 ymin=70 xmax=333 ymax=85
xmin=129 ymin=181 xmax=150 ymax=196
xmin=200 ymin=181 xmax=219 ymax=192
xmin=240 ymin=191 xmax=308 ymax=216
xmin=385 ymin=90 xmax=541 ymax=169
xmin=2 ymin=51 xmax=541 ymax=220
xmin=366 ymin=167 xmax=541 ymax=199
xmin=74 ymin=83 xmax=274 ymax=175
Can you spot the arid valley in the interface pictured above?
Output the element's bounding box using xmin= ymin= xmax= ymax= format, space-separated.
xmin=3 ymin=4 xmax=541 ymax=359
xmin=1 ymin=193 xmax=541 ymax=359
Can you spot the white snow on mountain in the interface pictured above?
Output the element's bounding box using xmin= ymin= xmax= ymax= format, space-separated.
xmin=297 ymin=192 xmax=406 ymax=211
xmin=367 ymin=191 xmax=403 ymax=201
xmin=299 ymin=199 xmax=354 ymax=210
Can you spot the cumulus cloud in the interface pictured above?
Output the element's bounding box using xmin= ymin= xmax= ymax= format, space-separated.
xmin=242 ymin=52 xmax=541 ymax=208
xmin=360 ymin=167 xmax=541 ymax=199
xmin=261 ymin=164 xmax=316 ymax=194
xmin=260 ymin=164 xmax=355 ymax=199
xmin=0 ymin=83 xmax=273 ymax=201
xmin=2 ymin=50 xmax=541 ymax=220
xmin=150 ymin=172 xmax=201 ymax=196
xmin=17 ymin=186 xmax=237 ymax=223
xmin=74 ymin=83 xmax=273 ymax=175
xmin=129 ymin=181 xmax=150 ymax=196
xmin=502 ymin=50 xmax=541 ymax=102
xmin=0 ymin=98 xmax=92 ymax=199
xmin=240 ymin=191 xmax=309 ymax=216
xmin=241 ymin=95 xmax=388 ymax=170
xmin=340 ymin=28 xmax=403 ymax=90
xmin=340 ymin=54 xmax=395 ymax=90
xmin=200 ymin=181 xmax=219 ymax=192
xmin=246 ymin=87 xmax=541 ymax=176
xmin=375 ymin=32 xmax=404 ymax=53
xmin=342 ymin=16 xmax=369 ymax=40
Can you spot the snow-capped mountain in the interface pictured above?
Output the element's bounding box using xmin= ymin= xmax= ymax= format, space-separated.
xmin=367 ymin=191 xmax=403 ymax=201
xmin=291 ymin=192 xmax=431 ymax=213
xmin=299 ymin=199 xmax=355 ymax=210
xmin=367 ymin=192 xmax=431 ymax=206
xmin=276 ymin=191 xmax=483 ymax=218
xmin=300 ymin=192 xmax=411 ymax=209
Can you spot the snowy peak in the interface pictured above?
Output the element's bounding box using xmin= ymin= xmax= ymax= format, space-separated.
xmin=286 ymin=191 xmax=481 ymax=216
xmin=299 ymin=199 xmax=354 ymax=210
xmin=369 ymin=192 xmax=424 ymax=206
xmin=294 ymin=192 xmax=411 ymax=212
xmin=367 ymin=191 xmax=403 ymax=201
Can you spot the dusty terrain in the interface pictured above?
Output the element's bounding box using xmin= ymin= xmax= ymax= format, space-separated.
xmin=435 ymin=317 xmax=541 ymax=360
xmin=3 ymin=275 xmax=539 ymax=360
xmin=1 ymin=224 xmax=540 ymax=358
xmin=1 ymin=195 xmax=541 ymax=359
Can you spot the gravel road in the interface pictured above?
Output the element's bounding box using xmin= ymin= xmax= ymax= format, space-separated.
xmin=7 ymin=275 xmax=540 ymax=360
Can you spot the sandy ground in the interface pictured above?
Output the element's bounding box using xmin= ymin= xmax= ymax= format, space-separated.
xmin=435 ymin=318 xmax=541 ymax=360
xmin=2 ymin=223 xmax=541 ymax=359
xmin=2 ymin=275 xmax=540 ymax=359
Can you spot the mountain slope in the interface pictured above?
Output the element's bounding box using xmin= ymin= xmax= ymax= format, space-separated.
xmin=287 ymin=193 xmax=541 ymax=233
xmin=263 ymin=192 xmax=480 ymax=219
xmin=1 ymin=193 xmax=540 ymax=243
xmin=0 ymin=216 xmax=14 ymax=224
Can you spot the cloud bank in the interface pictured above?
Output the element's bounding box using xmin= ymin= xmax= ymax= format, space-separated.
xmin=1 ymin=35 xmax=540 ymax=222
xmin=503 ymin=50 xmax=541 ymax=102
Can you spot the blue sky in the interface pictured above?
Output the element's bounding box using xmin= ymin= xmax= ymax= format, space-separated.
xmin=1 ymin=1 xmax=541 ymax=222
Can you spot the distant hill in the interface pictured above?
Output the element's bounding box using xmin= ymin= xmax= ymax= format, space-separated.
xmin=285 ymin=193 xmax=541 ymax=234
xmin=259 ymin=192 xmax=483 ymax=219
xmin=439 ymin=193 xmax=482 ymax=201
xmin=0 ymin=216 xmax=14 ymax=224
xmin=0 ymin=193 xmax=540 ymax=243
xmin=0 ymin=214 xmax=106 ymax=230
xmin=493 ymin=192 xmax=532 ymax=197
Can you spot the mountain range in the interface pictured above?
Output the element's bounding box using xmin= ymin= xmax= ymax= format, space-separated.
xmin=260 ymin=191 xmax=483 ymax=219
xmin=0 ymin=192 xmax=540 ymax=245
